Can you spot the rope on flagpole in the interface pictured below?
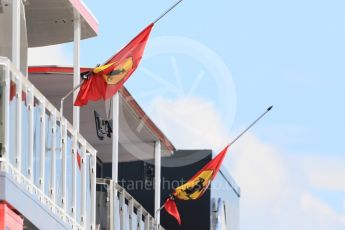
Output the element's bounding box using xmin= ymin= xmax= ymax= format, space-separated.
xmin=153 ymin=0 xmax=184 ymax=24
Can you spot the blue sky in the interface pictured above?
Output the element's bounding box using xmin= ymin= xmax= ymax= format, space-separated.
xmin=30 ymin=0 xmax=345 ymax=229
xmin=79 ymin=0 xmax=345 ymax=156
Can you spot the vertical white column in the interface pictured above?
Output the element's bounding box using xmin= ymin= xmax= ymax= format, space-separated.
xmin=112 ymin=93 xmax=120 ymax=229
xmin=72 ymin=11 xmax=81 ymax=226
xmin=90 ymin=151 xmax=97 ymax=230
xmin=1 ymin=63 xmax=10 ymax=171
xmin=112 ymin=93 xmax=119 ymax=182
xmin=154 ymin=141 xmax=161 ymax=226
xmin=28 ymin=88 xmax=34 ymax=182
xmin=61 ymin=120 xmax=67 ymax=214
xmin=71 ymin=132 xmax=77 ymax=220
xmin=15 ymin=76 xmax=22 ymax=171
xmin=12 ymin=0 xmax=20 ymax=69
xmin=81 ymin=143 xmax=87 ymax=227
xmin=109 ymin=180 xmax=115 ymax=230
xmin=39 ymin=99 xmax=46 ymax=191
xmin=50 ymin=110 xmax=57 ymax=203
xmin=73 ymin=11 xmax=81 ymax=132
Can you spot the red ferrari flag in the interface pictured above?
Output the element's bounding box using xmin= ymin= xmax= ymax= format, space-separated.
xmin=74 ymin=23 xmax=154 ymax=106
xmin=164 ymin=144 xmax=230 ymax=224
xmin=164 ymin=196 xmax=181 ymax=225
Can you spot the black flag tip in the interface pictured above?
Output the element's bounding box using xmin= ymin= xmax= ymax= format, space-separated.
xmin=267 ymin=105 xmax=273 ymax=111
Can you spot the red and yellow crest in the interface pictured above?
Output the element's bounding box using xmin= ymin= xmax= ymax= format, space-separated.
xmin=93 ymin=57 xmax=134 ymax=85
xmin=174 ymin=169 xmax=214 ymax=200
xmin=163 ymin=145 xmax=230 ymax=225
xmin=74 ymin=23 xmax=153 ymax=106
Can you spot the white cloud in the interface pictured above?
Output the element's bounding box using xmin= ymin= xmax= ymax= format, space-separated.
xmin=28 ymin=44 xmax=71 ymax=66
xmin=298 ymin=156 xmax=345 ymax=192
xmin=300 ymin=192 xmax=345 ymax=224
xmin=149 ymin=95 xmax=345 ymax=230
xmin=226 ymin=133 xmax=290 ymax=206
xmin=149 ymin=96 xmax=229 ymax=150
xmin=228 ymin=134 xmax=345 ymax=230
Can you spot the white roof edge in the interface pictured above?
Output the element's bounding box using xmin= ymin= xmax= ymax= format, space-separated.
xmin=68 ymin=0 xmax=99 ymax=34
xmin=79 ymin=0 xmax=99 ymax=24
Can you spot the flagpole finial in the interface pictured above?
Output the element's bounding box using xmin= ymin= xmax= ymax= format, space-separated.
xmin=267 ymin=105 xmax=273 ymax=111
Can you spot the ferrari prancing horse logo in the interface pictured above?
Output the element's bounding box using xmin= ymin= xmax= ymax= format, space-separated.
xmin=104 ymin=57 xmax=134 ymax=85
xmin=92 ymin=57 xmax=134 ymax=85
xmin=174 ymin=170 xmax=214 ymax=200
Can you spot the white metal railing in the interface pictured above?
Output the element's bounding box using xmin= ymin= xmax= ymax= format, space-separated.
xmin=0 ymin=57 xmax=97 ymax=230
xmin=96 ymin=178 xmax=164 ymax=230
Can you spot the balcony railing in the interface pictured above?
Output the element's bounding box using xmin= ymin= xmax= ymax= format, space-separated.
xmin=96 ymin=178 xmax=164 ymax=230
xmin=0 ymin=57 xmax=97 ymax=229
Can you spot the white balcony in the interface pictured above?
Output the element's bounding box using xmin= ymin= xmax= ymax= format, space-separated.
xmin=0 ymin=56 xmax=97 ymax=229
xmin=0 ymin=56 xmax=171 ymax=230
xmin=96 ymin=178 xmax=164 ymax=230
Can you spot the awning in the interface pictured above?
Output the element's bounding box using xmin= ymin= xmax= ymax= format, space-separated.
xmin=24 ymin=0 xmax=98 ymax=47
xmin=28 ymin=66 xmax=175 ymax=163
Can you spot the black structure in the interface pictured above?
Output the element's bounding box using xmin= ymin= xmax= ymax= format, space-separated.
xmin=99 ymin=149 xmax=213 ymax=230
xmin=160 ymin=150 xmax=212 ymax=230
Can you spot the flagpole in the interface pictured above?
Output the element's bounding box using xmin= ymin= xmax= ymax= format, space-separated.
xmin=157 ymin=106 xmax=273 ymax=224
xmin=60 ymin=82 xmax=83 ymax=117
xmin=156 ymin=203 xmax=166 ymax=216
xmin=154 ymin=204 xmax=166 ymax=230
xmin=229 ymin=105 xmax=273 ymax=146
xmin=153 ymin=0 xmax=184 ymax=24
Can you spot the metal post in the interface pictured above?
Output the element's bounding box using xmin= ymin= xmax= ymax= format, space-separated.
xmin=72 ymin=132 xmax=77 ymax=219
xmin=28 ymin=88 xmax=34 ymax=182
xmin=90 ymin=152 xmax=97 ymax=230
xmin=12 ymin=0 xmax=20 ymax=69
xmin=81 ymin=142 xmax=87 ymax=227
xmin=70 ymin=13 xmax=80 ymax=221
xmin=70 ymin=15 xmax=80 ymax=222
xmin=39 ymin=99 xmax=46 ymax=191
xmin=154 ymin=141 xmax=161 ymax=226
xmin=109 ymin=180 xmax=115 ymax=230
xmin=15 ymin=76 xmax=22 ymax=172
xmin=50 ymin=110 xmax=57 ymax=203
xmin=112 ymin=93 xmax=119 ymax=182
xmin=61 ymin=120 xmax=67 ymax=214
xmin=73 ymin=11 xmax=81 ymax=132
xmin=111 ymin=93 xmax=120 ymax=229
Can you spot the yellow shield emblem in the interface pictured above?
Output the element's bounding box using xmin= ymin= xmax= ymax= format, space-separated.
xmin=174 ymin=170 xmax=214 ymax=200
xmin=103 ymin=57 xmax=134 ymax=85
